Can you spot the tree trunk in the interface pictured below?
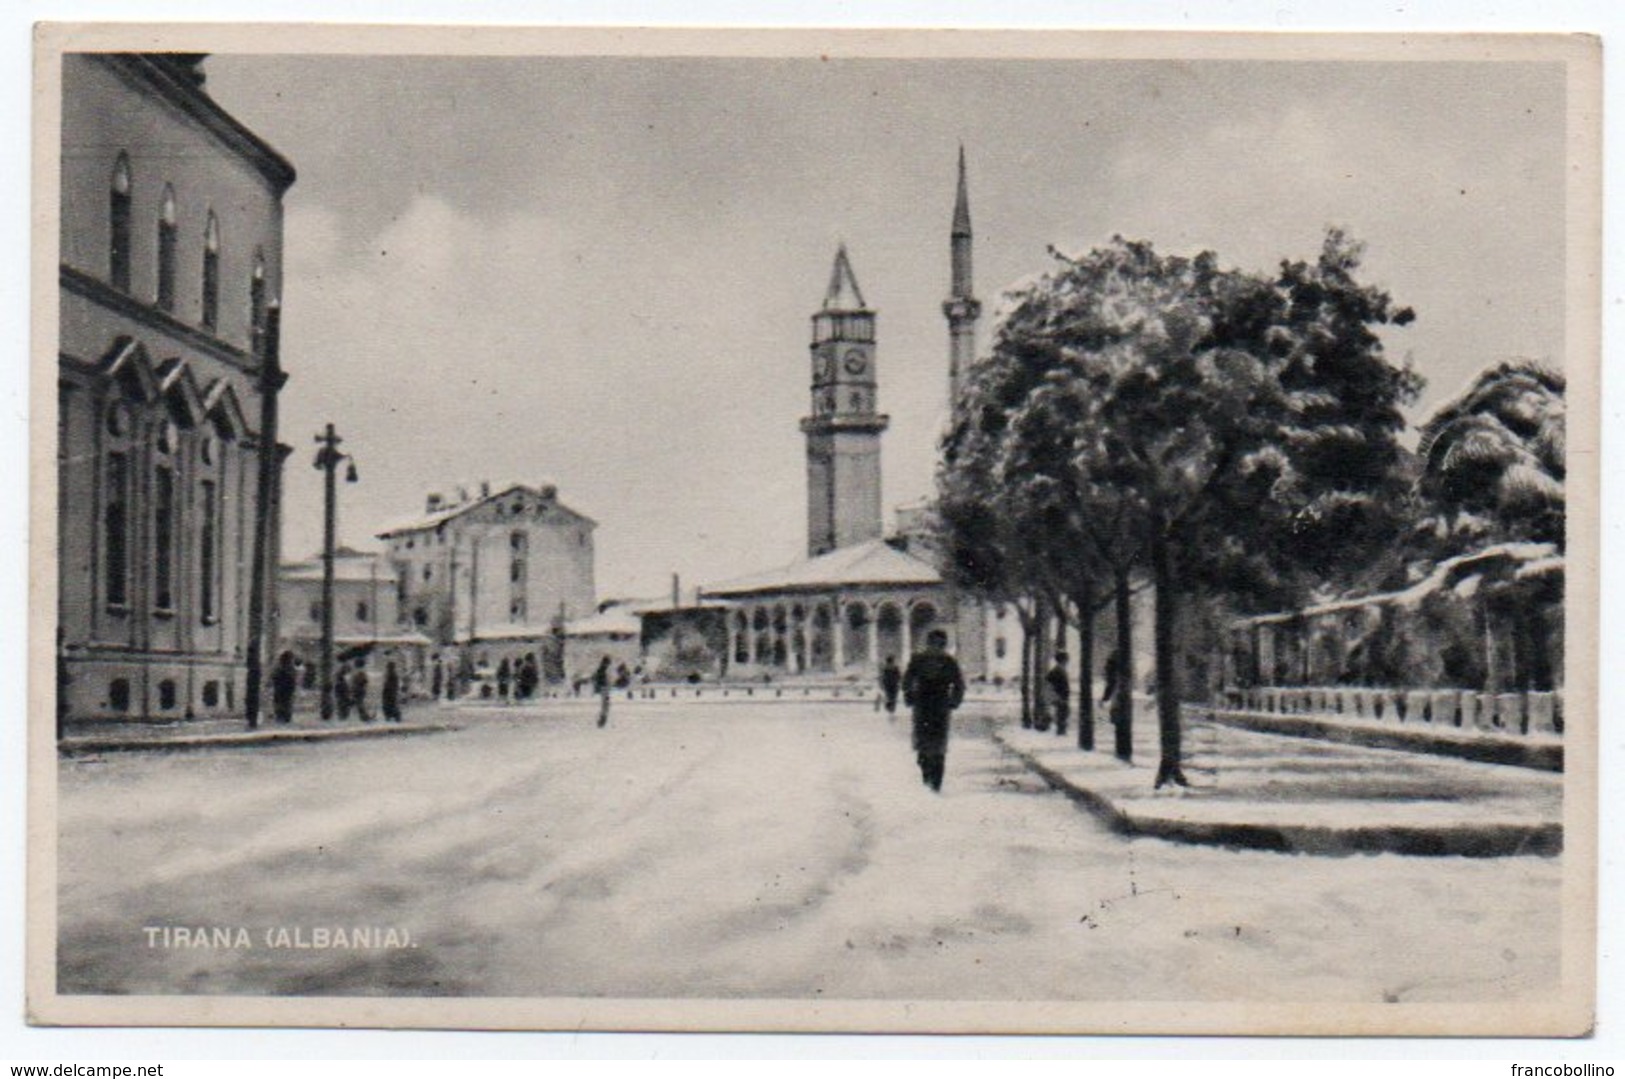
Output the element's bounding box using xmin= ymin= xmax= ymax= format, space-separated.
xmin=1032 ymin=595 xmax=1051 ymax=731
xmin=1151 ymin=531 xmax=1189 ymax=788
xmin=1112 ymin=566 xmax=1134 ymax=762
xmin=1017 ymin=603 xmax=1033 ymax=728
xmin=1053 ymin=607 xmax=1069 ymax=737
xmin=1073 ymin=582 xmax=1095 ymax=751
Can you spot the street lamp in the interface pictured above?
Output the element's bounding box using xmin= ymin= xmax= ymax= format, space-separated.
xmin=314 ymin=423 xmax=359 ymax=719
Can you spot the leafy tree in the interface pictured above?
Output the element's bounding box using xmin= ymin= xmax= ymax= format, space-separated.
xmin=942 ymin=231 xmax=1419 ymax=788
xmin=1415 ymin=360 xmax=1565 ymax=552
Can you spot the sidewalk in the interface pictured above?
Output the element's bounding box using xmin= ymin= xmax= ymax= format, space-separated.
xmin=59 ymin=709 xmax=454 ymax=756
xmin=991 ymin=708 xmax=1562 ymax=857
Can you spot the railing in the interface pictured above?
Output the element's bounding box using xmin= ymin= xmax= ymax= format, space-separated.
xmin=1216 ymin=686 xmax=1562 ymax=738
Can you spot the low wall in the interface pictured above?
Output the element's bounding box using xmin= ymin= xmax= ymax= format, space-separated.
xmin=1218 ymin=686 xmax=1562 ymax=738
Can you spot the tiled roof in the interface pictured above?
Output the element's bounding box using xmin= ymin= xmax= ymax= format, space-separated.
xmin=377 ymin=483 xmax=595 ymax=538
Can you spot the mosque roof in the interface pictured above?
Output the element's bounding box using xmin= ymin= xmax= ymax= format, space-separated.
xmin=703 ymin=538 xmax=941 ymax=598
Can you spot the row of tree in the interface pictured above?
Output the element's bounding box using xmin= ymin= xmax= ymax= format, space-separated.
xmin=934 ymin=230 xmax=1565 ymax=788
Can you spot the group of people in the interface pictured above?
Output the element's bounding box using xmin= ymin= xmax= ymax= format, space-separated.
xmin=267 ymin=651 xmax=404 ymax=725
xmin=877 ymin=637 xmax=1118 ymax=793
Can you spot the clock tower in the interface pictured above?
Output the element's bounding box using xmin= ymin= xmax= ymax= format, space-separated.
xmin=802 ymin=244 xmax=889 ymax=557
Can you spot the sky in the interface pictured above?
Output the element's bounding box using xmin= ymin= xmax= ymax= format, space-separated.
xmin=200 ymin=53 xmax=1567 ymax=601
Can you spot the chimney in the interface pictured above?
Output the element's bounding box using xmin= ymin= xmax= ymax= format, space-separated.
xmin=480 ymin=480 xmax=491 ymax=499
xmin=426 ymin=492 xmax=443 ymax=514
xmin=671 ymin=573 xmax=681 ymax=610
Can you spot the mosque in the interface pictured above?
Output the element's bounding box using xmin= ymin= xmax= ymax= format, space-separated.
xmin=698 ymin=150 xmax=1014 ymax=682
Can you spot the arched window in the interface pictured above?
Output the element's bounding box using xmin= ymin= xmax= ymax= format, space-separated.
xmin=250 ymin=249 xmax=266 ymax=345
xmin=156 ymin=186 xmax=177 ymax=311
xmin=102 ymin=400 xmax=134 ymax=609
xmin=152 ymin=420 xmax=178 ymax=611
xmin=109 ymin=154 xmax=132 ymax=291
xmin=195 ymin=429 xmax=221 ymax=625
xmin=201 ymin=211 xmax=220 ymax=330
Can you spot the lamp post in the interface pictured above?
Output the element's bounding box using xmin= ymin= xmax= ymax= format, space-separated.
xmin=314 ymin=423 xmax=358 ymax=719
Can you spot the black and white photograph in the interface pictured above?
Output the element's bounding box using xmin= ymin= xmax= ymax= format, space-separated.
xmin=27 ymin=24 xmax=1600 ymax=1036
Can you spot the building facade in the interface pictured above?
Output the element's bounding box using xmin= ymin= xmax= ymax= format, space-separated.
xmin=276 ymin=548 xmax=432 ymax=691
xmin=379 ymin=483 xmax=597 ymax=684
xmin=58 ymin=54 xmax=294 ymax=722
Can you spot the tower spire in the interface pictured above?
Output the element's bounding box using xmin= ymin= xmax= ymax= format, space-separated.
xmin=952 ymin=143 xmax=972 ymax=243
xmin=824 ymin=242 xmax=868 ymax=310
xmin=944 ymin=147 xmax=982 ymax=403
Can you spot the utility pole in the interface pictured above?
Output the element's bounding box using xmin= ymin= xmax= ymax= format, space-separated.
xmin=313 ymin=423 xmax=357 ymax=719
xmin=244 ymin=302 xmax=284 ymax=729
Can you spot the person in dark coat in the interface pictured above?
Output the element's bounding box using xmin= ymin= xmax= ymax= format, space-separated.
xmin=497 ymin=657 xmax=512 ymax=701
xmin=1046 ymin=651 xmax=1071 ymax=737
xmin=1101 ymin=648 xmax=1122 ymax=715
xmin=351 ymin=661 xmax=372 ymax=722
xmin=333 ymin=665 xmax=353 ymax=720
xmin=431 ymin=657 xmax=443 ymax=700
xmin=592 ymin=655 xmax=613 ymax=728
xmin=56 ymin=629 xmax=72 ymax=740
xmin=271 ymin=650 xmax=298 ymax=725
xmin=879 ymin=655 xmax=902 ymax=718
xmin=902 ymin=630 xmax=965 ymax=792
xmin=382 ymin=661 xmax=403 ymax=723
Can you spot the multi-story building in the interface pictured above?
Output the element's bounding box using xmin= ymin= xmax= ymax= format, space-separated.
xmin=57 ymin=54 xmax=295 ymax=722
xmin=379 ymin=483 xmax=597 ymax=682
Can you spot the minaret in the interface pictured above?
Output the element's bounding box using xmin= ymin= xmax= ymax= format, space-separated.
xmin=943 ymin=145 xmax=982 ymax=404
xmin=801 ymin=244 xmax=889 ymax=558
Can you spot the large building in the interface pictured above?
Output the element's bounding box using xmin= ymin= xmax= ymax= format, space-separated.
xmin=378 ymin=482 xmax=597 ymax=682
xmin=57 ymin=54 xmax=295 ymax=722
xmin=703 ymin=151 xmax=1001 ymax=679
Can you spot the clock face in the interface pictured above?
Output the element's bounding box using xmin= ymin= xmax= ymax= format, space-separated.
xmin=843 ymin=349 xmax=868 ymax=376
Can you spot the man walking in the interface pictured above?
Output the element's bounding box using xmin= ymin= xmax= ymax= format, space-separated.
xmin=351 ymin=660 xmax=372 ymax=722
xmin=879 ymin=655 xmax=902 ymax=718
xmin=592 ymin=655 xmax=613 ymax=728
xmin=1046 ymin=651 xmax=1071 ymax=737
xmin=382 ymin=660 xmax=403 ymax=723
xmin=902 ymin=630 xmax=965 ymax=792
xmin=271 ymin=650 xmax=298 ymax=725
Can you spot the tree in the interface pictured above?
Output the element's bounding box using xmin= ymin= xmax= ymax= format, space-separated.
xmin=1415 ymin=359 xmax=1565 ymax=552
xmin=944 ymin=232 xmax=1419 ymax=787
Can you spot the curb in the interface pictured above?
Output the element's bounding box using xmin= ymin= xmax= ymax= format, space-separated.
xmin=1208 ymin=709 xmax=1562 ymax=773
xmin=994 ymin=731 xmax=1562 ymax=858
xmin=59 ymin=723 xmax=455 ymax=757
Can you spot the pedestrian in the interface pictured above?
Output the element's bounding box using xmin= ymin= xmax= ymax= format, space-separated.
xmin=615 ymin=662 xmax=631 ymax=689
xmin=1101 ymin=648 xmax=1122 ymax=716
xmin=271 ymin=650 xmax=298 ymax=725
xmin=431 ymin=657 xmax=443 ymax=700
xmin=879 ymin=655 xmax=902 ymax=718
xmin=592 ymin=655 xmax=613 ymax=728
xmin=333 ymin=665 xmax=353 ymax=720
xmin=382 ymin=661 xmax=403 ymax=723
xmin=497 ymin=657 xmax=511 ymax=701
xmin=56 ymin=629 xmax=72 ymax=741
xmin=352 ymin=661 xmax=372 ymax=722
xmin=902 ymin=629 xmax=965 ymax=792
xmin=1046 ymin=651 xmax=1071 ymax=737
